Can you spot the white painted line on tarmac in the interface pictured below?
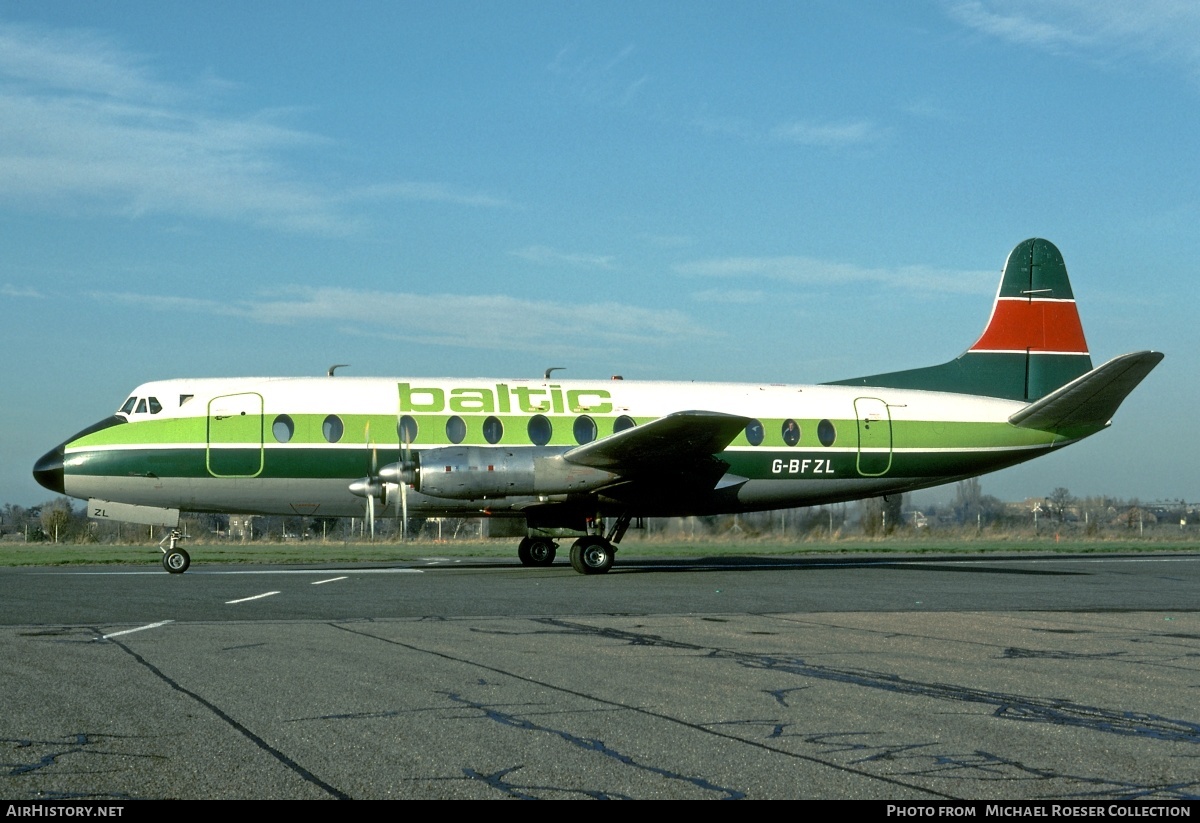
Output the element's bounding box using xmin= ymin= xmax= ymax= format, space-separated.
xmin=1064 ymin=557 xmax=1200 ymax=564
xmin=99 ymin=620 xmax=173 ymax=640
xmin=226 ymin=591 xmax=280 ymax=604
xmin=203 ymin=568 xmax=424 ymax=575
xmin=311 ymin=576 xmax=348 ymax=585
xmin=52 ymin=568 xmax=425 ymax=576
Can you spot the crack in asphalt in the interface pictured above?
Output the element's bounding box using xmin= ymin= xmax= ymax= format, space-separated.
xmin=331 ymin=621 xmax=957 ymax=799
xmin=102 ymin=634 xmax=350 ymax=800
xmin=444 ymin=690 xmax=745 ymax=799
xmin=3 ymin=733 xmax=145 ymax=800
xmin=527 ymin=618 xmax=1200 ymax=745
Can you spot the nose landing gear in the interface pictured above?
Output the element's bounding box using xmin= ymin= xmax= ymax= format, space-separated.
xmin=159 ymin=529 xmax=190 ymax=574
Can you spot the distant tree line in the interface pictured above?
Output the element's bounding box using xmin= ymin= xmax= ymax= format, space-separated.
xmin=2 ymin=483 xmax=1196 ymax=545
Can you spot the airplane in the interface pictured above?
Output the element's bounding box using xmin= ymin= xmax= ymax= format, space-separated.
xmin=33 ymin=238 xmax=1162 ymax=575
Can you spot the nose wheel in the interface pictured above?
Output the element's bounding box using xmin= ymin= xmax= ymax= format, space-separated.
xmin=159 ymin=529 xmax=190 ymax=574
xmin=162 ymin=548 xmax=191 ymax=573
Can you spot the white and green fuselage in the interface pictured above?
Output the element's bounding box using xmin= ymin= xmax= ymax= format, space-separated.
xmin=33 ymin=239 xmax=1162 ymax=574
xmin=52 ymin=375 xmax=1069 ymax=520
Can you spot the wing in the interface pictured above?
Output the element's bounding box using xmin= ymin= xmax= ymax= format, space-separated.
xmin=564 ymin=410 xmax=751 ymax=474
xmin=517 ymin=410 xmax=752 ymax=529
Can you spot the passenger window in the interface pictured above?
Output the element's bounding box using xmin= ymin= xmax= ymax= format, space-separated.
xmin=446 ymin=416 xmax=466 ymax=445
xmin=573 ymin=415 xmax=597 ymax=444
xmin=483 ymin=416 xmax=503 ymax=444
xmin=528 ymin=415 xmax=552 ymax=446
xmin=273 ymin=414 xmax=295 ymax=443
xmin=322 ymin=415 xmax=344 ymax=443
xmin=745 ymin=420 xmax=764 ymax=446
xmin=818 ymin=419 xmax=836 ymax=447
xmin=613 ymin=415 xmax=636 ymax=434
xmin=398 ymin=415 xmax=418 ymax=445
xmin=782 ymin=419 xmax=800 ymax=447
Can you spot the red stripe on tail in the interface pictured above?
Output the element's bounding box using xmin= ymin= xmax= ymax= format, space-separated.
xmin=970 ymin=298 xmax=1089 ymax=353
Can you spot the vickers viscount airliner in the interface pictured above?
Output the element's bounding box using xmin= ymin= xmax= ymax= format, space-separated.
xmin=34 ymin=239 xmax=1161 ymax=574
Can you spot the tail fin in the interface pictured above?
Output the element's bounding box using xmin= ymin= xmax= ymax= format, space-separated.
xmin=826 ymin=238 xmax=1094 ymax=401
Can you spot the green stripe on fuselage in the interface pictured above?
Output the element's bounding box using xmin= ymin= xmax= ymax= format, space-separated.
xmin=65 ymin=408 xmax=1069 ymax=484
xmin=73 ymin=413 xmax=1058 ymax=451
xmin=67 ymin=441 xmax=1063 ymax=485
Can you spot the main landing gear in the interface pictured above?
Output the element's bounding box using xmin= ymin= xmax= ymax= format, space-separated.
xmin=519 ymin=512 xmax=633 ymax=576
xmin=159 ymin=528 xmax=190 ymax=574
xmin=568 ymin=535 xmax=614 ymax=575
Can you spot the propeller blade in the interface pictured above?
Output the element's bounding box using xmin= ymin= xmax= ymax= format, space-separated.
xmin=366 ymin=494 xmax=375 ymax=542
xmin=398 ymin=419 xmax=413 ymax=540
xmin=367 ymin=421 xmax=379 ymax=477
xmin=401 ymin=480 xmax=408 ymax=540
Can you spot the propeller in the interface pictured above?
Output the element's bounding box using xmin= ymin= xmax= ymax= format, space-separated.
xmin=348 ymin=422 xmax=382 ymax=542
xmin=351 ymin=420 xmax=419 ymax=542
xmin=398 ymin=424 xmax=409 ymax=540
xmin=379 ymin=420 xmax=418 ymax=540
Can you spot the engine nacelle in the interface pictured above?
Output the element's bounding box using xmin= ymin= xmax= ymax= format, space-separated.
xmin=408 ymin=447 xmax=617 ymax=500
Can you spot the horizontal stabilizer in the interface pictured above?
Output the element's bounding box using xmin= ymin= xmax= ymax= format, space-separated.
xmin=565 ymin=410 xmax=750 ymax=472
xmin=1008 ymin=351 xmax=1164 ymax=434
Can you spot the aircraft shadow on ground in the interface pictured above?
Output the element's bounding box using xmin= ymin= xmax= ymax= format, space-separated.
xmin=411 ymin=554 xmax=1093 ymax=577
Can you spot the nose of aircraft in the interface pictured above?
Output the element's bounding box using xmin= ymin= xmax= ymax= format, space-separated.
xmin=33 ymin=445 xmax=66 ymax=494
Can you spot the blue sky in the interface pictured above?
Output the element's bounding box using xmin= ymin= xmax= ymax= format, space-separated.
xmin=2 ymin=1 xmax=1195 ymax=508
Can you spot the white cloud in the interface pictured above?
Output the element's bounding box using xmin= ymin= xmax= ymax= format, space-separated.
xmin=96 ymin=287 xmax=706 ymax=354
xmin=692 ymin=288 xmax=764 ymax=305
xmin=510 ymin=245 xmax=616 ymax=269
xmin=946 ymin=1 xmax=1092 ymax=51
xmin=693 ymin=115 xmax=882 ymax=149
xmin=946 ymin=1 xmax=1200 ymax=79
xmin=676 ymin=255 xmax=995 ymax=296
xmin=639 ymin=233 xmax=695 ymax=250
xmin=0 ymin=22 xmax=170 ymax=101
xmin=0 ymin=21 xmax=506 ymax=234
xmin=549 ymin=44 xmax=648 ymax=108
xmin=347 ymin=182 xmax=513 ymax=210
xmin=1 ymin=283 xmax=44 ymax=298
xmin=768 ymin=119 xmax=883 ymax=148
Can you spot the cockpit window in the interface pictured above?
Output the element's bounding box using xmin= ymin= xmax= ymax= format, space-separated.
xmin=120 ymin=395 xmax=166 ymax=416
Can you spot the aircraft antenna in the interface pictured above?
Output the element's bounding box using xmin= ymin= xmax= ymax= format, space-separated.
xmin=544 ymin=366 xmax=565 ymax=380
xmin=327 ymin=364 xmax=350 ymax=376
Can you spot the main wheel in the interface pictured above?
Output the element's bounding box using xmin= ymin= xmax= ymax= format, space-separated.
xmin=527 ymin=538 xmax=556 ymax=566
xmin=569 ymin=536 xmax=614 ymax=575
xmin=162 ymin=548 xmax=190 ymax=574
xmin=517 ymin=537 xmax=534 ymax=565
xmin=518 ymin=537 xmax=557 ymax=567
